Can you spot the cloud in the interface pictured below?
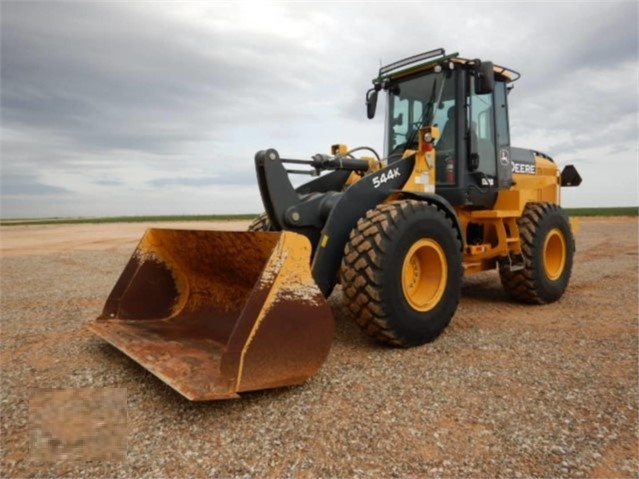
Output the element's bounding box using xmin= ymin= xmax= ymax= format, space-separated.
xmin=148 ymin=172 xmax=254 ymax=188
xmin=1 ymin=1 xmax=637 ymax=218
xmin=0 ymin=175 xmax=71 ymax=196
xmin=93 ymin=179 xmax=123 ymax=187
xmin=2 ymin=2 xmax=349 ymax=159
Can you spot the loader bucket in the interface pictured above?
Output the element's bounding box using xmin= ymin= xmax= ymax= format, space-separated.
xmin=87 ymin=229 xmax=334 ymax=400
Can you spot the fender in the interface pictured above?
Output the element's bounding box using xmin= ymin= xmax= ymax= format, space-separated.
xmin=393 ymin=190 xmax=464 ymax=250
xmin=310 ymin=155 xmax=416 ymax=296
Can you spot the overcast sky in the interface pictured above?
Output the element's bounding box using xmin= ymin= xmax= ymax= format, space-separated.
xmin=1 ymin=1 xmax=637 ymax=219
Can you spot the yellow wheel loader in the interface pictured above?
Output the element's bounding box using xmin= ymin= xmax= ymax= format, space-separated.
xmin=89 ymin=48 xmax=581 ymax=400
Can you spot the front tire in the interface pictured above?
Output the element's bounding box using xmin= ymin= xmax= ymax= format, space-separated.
xmin=340 ymin=200 xmax=463 ymax=347
xmin=500 ymin=202 xmax=574 ymax=304
xmin=248 ymin=212 xmax=272 ymax=232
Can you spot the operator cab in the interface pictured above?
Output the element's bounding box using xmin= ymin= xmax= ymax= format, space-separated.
xmin=366 ymin=48 xmax=521 ymax=209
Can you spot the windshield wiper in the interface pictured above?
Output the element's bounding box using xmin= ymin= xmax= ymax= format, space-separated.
xmin=404 ymin=70 xmax=447 ymax=150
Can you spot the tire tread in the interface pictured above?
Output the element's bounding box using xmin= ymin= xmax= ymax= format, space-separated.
xmin=500 ymin=202 xmax=573 ymax=304
xmin=341 ymin=200 xmax=461 ymax=347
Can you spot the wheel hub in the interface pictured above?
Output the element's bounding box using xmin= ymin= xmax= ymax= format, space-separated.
xmin=401 ymin=239 xmax=448 ymax=312
xmin=543 ymin=228 xmax=566 ymax=281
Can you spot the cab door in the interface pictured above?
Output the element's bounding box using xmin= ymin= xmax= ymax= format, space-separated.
xmin=465 ymin=76 xmax=512 ymax=208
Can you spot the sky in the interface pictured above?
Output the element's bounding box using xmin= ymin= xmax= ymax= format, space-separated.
xmin=1 ymin=1 xmax=638 ymax=219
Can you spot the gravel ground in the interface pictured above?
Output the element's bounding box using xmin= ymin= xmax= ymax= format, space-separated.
xmin=1 ymin=218 xmax=637 ymax=478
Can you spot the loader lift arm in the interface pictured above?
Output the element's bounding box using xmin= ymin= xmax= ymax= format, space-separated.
xmin=256 ymin=149 xmax=429 ymax=296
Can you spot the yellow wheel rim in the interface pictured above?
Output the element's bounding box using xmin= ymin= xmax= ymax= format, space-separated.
xmin=401 ymin=239 xmax=447 ymax=312
xmin=543 ymin=228 xmax=566 ymax=281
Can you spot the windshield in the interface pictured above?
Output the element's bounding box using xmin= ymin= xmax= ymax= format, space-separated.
xmin=385 ymin=69 xmax=455 ymax=157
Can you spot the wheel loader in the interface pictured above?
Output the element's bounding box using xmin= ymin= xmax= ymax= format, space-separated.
xmin=88 ymin=48 xmax=581 ymax=400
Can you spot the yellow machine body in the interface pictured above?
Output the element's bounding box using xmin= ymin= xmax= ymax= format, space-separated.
xmin=88 ymin=48 xmax=581 ymax=400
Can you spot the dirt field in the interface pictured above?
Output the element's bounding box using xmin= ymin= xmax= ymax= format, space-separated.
xmin=1 ymin=218 xmax=637 ymax=478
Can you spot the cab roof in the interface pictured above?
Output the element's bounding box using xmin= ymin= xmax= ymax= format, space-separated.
xmin=374 ymin=48 xmax=520 ymax=84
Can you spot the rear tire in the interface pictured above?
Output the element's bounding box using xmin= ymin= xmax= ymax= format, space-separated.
xmin=500 ymin=202 xmax=574 ymax=304
xmin=248 ymin=212 xmax=272 ymax=232
xmin=340 ymin=200 xmax=463 ymax=347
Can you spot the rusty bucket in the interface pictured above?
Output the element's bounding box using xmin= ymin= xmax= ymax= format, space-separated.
xmin=87 ymin=229 xmax=334 ymax=400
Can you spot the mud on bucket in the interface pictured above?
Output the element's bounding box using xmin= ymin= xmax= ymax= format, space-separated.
xmin=87 ymin=229 xmax=334 ymax=400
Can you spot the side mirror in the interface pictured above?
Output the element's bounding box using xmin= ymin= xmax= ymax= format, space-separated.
xmin=474 ymin=60 xmax=495 ymax=95
xmin=366 ymin=88 xmax=378 ymax=119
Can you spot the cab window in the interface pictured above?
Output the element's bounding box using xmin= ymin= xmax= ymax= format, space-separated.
xmin=469 ymin=77 xmax=497 ymax=179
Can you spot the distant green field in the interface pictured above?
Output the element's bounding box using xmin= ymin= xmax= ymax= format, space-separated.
xmin=565 ymin=207 xmax=638 ymax=217
xmin=1 ymin=207 xmax=636 ymax=226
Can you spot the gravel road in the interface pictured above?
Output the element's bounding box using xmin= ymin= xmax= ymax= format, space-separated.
xmin=1 ymin=218 xmax=637 ymax=478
